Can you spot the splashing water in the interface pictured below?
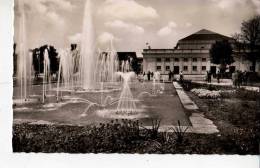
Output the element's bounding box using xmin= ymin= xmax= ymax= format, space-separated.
xmin=79 ymin=0 xmax=96 ymax=90
xmin=97 ymin=40 xmax=119 ymax=83
xmin=116 ymin=72 xmax=137 ymax=113
xmin=16 ymin=0 xmax=31 ymax=102
xmin=42 ymin=48 xmax=51 ymax=103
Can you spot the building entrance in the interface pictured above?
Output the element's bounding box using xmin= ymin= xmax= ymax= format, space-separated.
xmin=174 ymin=66 xmax=179 ymax=74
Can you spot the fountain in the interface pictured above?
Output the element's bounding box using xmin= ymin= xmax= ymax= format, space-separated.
xmin=16 ymin=0 xmax=28 ymax=102
xmin=42 ymin=48 xmax=51 ymax=103
xmin=14 ymin=0 xmax=154 ymax=121
xmin=116 ymin=71 xmax=137 ymax=114
xmin=12 ymin=0 xmax=192 ymax=132
xmin=79 ymin=0 xmax=96 ymax=90
xmin=97 ymin=40 xmax=119 ymax=83
xmin=13 ymin=0 xmax=38 ymax=105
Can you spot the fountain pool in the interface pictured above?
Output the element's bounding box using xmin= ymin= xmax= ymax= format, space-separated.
xmin=13 ymin=0 xmax=191 ymax=127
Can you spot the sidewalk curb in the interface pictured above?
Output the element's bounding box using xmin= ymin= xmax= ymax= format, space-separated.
xmin=173 ymin=82 xmax=219 ymax=134
xmin=173 ymin=82 xmax=198 ymax=110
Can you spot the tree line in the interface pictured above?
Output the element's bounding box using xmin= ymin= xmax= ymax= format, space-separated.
xmin=31 ymin=45 xmax=59 ymax=77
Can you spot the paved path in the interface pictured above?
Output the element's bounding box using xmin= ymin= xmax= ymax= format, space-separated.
xmin=140 ymin=83 xmax=191 ymax=126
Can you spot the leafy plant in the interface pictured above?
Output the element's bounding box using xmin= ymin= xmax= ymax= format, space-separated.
xmin=170 ymin=120 xmax=189 ymax=144
xmin=161 ymin=131 xmax=172 ymax=143
xmin=141 ymin=118 xmax=161 ymax=139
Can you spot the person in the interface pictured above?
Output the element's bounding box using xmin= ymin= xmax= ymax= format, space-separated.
xmin=147 ymin=71 xmax=151 ymax=81
xmin=154 ymin=70 xmax=160 ymax=82
xmin=151 ymin=71 xmax=154 ymax=79
xmin=168 ymin=70 xmax=172 ymax=81
xmin=206 ymin=71 xmax=211 ymax=83
xmin=179 ymin=71 xmax=183 ymax=82
xmin=232 ymin=71 xmax=238 ymax=88
xmin=143 ymin=72 xmax=146 ymax=81
xmin=206 ymin=71 xmax=209 ymax=82
xmin=242 ymin=71 xmax=248 ymax=86
xmin=157 ymin=71 xmax=161 ymax=82
xmin=237 ymin=70 xmax=242 ymax=88
xmin=171 ymin=71 xmax=174 ymax=81
xmin=204 ymin=72 xmax=208 ymax=82
xmin=232 ymin=71 xmax=236 ymax=87
xmin=216 ymin=69 xmax=220 ymax=83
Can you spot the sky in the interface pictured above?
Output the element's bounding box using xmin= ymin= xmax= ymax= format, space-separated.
xmin=14 ymin=0 xmax=260 ymax=52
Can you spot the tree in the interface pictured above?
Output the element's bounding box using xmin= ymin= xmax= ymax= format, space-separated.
xmin=32 ymin=45 xmax=59 ymax=76
xmin=210 ymin=40 xmax=234 ymax=73
xmin=129 ymin=56 xmax=140 ymax=74
xmin=240 ymin=15 xmax=260 ymax=72
xmin=48 ymin=45 xmax=59 ymax=74
xmin=232 ymin=33 xmax=245 ymax=52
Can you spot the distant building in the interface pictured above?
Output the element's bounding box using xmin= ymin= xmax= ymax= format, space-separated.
xmin=142 ymin=29 xmax=260 ymax=79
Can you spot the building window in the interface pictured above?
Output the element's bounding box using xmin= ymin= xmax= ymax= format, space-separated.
xmin=202 ymin=58 xmax=206 ymax=62
xmin=165 ymin=58 xmax=170 ymax=62
xmin=183 ymin=66 xmax=188 ymax=71
xmin=183 ymin=58 xmax=188 ymax=62
xmin=192 ymin=58 xmax=197 ymax=62
xmin=193 ymin=66 xmax=197 ymax=71
xmin=156 ymin=66 xmax=161 ymax=71
xmin=202 ymin=66 xmax=206 ymax=71
xmin=165 ymin=66 xmax=170 ymax=71
xmin=156 ymin=58 xmax=161 ymax=62
xmin=174 ymin=58 xmax=179 ymax=62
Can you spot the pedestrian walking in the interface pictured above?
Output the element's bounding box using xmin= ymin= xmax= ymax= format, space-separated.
xmin=207 ymin=71 xmax=212 ymax=83
xmin=216 ymin=70 xmax=220 ymax=83
xmin=147 ymin=71 xmax=151 ymax=81
xmin=179 ymin=71 xmax=183 ymax=82
xmin=168 ymin=70 xmax=172 ymax=81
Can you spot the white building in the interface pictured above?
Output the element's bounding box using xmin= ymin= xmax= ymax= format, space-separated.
xmin=142 ymin=29 xmax=260 ymax=80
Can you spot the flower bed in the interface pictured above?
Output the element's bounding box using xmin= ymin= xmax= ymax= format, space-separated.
xmin=191 ymin=88 xmax=221 ymax=99
xmin=191 ymin=88 xmax=237 ymax=99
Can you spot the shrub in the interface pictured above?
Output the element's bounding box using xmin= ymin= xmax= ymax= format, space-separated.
xmin=207 ymin=84 xmax=216 ymax=91
xmin=235 ymin=88 xmax=260 ymax=100
xmin=180 ymin=80 xmax=193 ymax=91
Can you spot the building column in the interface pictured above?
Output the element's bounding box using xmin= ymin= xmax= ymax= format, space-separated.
xmin=199 ymin=57 xmax=202 ymax=74
xmin=171 ymin=58 xmax=174 ymax=71
xmin=189 ymin=58 xmax=192 ymax=74
xmin=143 ymin=57 xmax=147 ymax=73
xmin=162 ymin=58 xmax=165 ymax=74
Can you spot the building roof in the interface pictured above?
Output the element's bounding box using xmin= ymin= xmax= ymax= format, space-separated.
xmin=179 ymin=29 xmax=232 ymax=42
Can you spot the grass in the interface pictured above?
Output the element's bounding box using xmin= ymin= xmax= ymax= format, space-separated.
xmin=187 ymin=90 xmax=260 ymax=154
